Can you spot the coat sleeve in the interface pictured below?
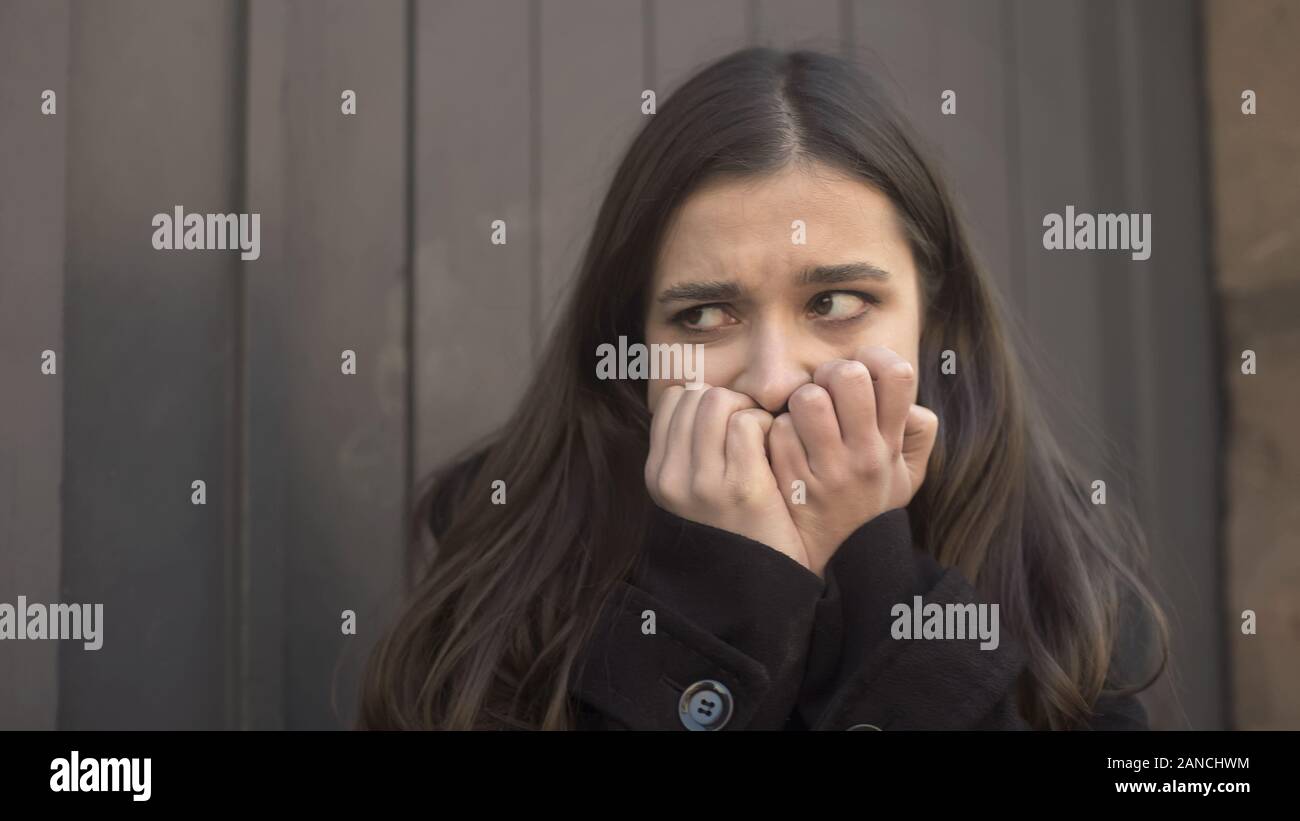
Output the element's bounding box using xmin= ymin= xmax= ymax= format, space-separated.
xmin=794 ymin=508 xmax=1151 ymax=731
xmin=791 ymin=508 xmax=1031 ymax=730
xmin=570 ymin=508 xmax=826 ymax=730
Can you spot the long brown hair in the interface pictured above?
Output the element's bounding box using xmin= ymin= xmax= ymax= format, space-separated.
xmin=357 ymin=47 xmax=1168 ymax=730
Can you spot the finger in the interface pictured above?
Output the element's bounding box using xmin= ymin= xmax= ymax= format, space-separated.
xmin=852 ymin=345 xmax=916 ymax=456
xmin=768 ymin=412 xmax=811 ymax=497
xmin=661 ymin=382 xmax=708 ymax=484
xmin=723 ymin=408 xmax=774 ymax=483
xmin=901 ymin=403 xmax=940 ymax=492
xmin=693 ymin=387 xmax=758 ymax=479
xmin=812 ymin=359 xmax=877 ymax=448
xmin=787 ymin=383 xmax=841 ymax=476
xmin=647 ymin=384 xmax=686 ymax=481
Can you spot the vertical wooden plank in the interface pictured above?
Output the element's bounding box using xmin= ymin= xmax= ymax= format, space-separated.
xmin=1038 ymin=0 xmax=1148 ymax=516
xmin=244 ymin=0 xmax=409 ymax=729
xmin=1007 ymin=0 xmax=1148 ymax=718
xmin=1069 ymin=0 xmax=1172 ymax=725
xmin=654 ymin=0 xmax=748 ymax=92
xmin=0 ymin=0 xmax=70 ymax=730
xmin=58 ymin=0 xmax=242 ymax=729
xmin=850 ymin=0 xmax=1219 ymax=729
xmin=1079 ymin=0 xmax=1161 ymax=561
xmin=852 ymin=0 xmax=1015 ymax=302
xmin=414 ymin=0 xmax=534 ymax=478
xmin=1006 ymin=0 xmax=1106 ymax=470
xmin=538 ymin=0 xmax=645 ymax=341
xmin=242 ymin=0 xmax=288 ymax=730
xmin=753 ymin=0 xmax=842 ymax=50
xmin=846 ymin=0 xmax=928 ymax=90
xmin=1008 ymin=0 xmax=1220 ymax=728
xmin=1120 ymin=0 xmax=1222 ymax=730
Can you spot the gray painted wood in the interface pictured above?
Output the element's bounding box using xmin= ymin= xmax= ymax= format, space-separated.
xmin=753 ymin=0 xmax=843 ymax=51
xmin=0 ymin=0 xmax=70 ymax=731
xmin=58 ymin=0 xmax=242 ymax=729
xmin=242 ymin=0 xmax=409 ymax=729
xmin=538 ymin=0 xmax=646 ymax=342
xmin=242 ymin=0 xmax=290 ymax=731
xmin=852 ymin=0 xmax=1017 ymax=302
xmin=1008 ymin=0 xmax=1221 ymax=728
xmin=653 ymin=0 xmax=747 ymax=92
xmin=0 ymin=0 xmax=1222 ymax=731
xmin=1116 ymin=0 xmax=1222 ymax=730
xmin=413 ymin=0 xmax=534 ymax=480
xmin=1008 ymin=0 xmax=1108 ymax=457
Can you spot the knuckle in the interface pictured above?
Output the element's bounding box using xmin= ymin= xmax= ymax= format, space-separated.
xmin=889 ymin=359 xmax=916 ymax=383
xmin=814 ymin=358 xmax=846 ymax=383
xmin=659 ymin=479 xmax=690 ymax=510
xmin=662 ymin=384 xmax=686 ymax=405
xmin=727 ymin=408 xmax=757 ymax=435
xmin=688 ymin=467 xmax=716 ymax=494
xmin=656 ymin=459 xmax=686 ymax=492
xmin=833 ymin=360 xmax=871 ymax=385
xmin=791 ymin=382 xmax=828 ymax=409
xmin=924 ymin=408 xmax=941 ymax=431
xmin=697 ymin=385 xmax=728 ymax=414
xmin=726 ymin=407 xmax=749 ymax=429
xmin=851 ymin=446 xmax=886 ymax=477
xmin=724 ymin=475 xmax=758 ymax=506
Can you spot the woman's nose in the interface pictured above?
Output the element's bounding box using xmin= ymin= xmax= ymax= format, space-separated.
xmin=728 ymin=336 xmax=813 ymax=414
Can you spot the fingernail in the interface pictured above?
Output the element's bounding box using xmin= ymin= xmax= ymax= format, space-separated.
xmin=892 ymin=361 xmax=914 ymax=378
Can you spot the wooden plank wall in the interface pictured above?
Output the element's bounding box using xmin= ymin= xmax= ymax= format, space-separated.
xmin=0 ymin=0 xmax=1221 ymax=729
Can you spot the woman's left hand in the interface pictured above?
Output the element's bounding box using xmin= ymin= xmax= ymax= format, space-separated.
xmin=768 ymin=345 xmax=940 ymax=578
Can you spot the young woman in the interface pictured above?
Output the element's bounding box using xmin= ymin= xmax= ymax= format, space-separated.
xmin=358 ymin=47 xmax=1167 ymax=731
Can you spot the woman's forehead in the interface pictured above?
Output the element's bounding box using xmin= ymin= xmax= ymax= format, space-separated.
xmin=652 ymin=167 xmax=911 ymax=292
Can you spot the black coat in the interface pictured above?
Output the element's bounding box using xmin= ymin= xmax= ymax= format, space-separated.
xmin=430 ymin=456 xmax=1149 ymax=731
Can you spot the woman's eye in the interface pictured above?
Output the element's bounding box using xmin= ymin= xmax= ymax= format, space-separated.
xmin=674 ymin=304 xmax=734 ymax=332
xmin=809 ymin=291 xmax=872 ymax=321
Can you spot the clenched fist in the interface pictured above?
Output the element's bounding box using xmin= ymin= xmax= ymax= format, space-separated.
xmin=644 ymin=346 xmax=939 ymax=580
xmin=768 ymin=345 xmax=939 ymax=578
xmin=645 ymin=384 xmax=810 ymax=571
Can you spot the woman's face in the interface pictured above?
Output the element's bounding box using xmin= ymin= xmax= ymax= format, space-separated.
xmin=644 ymin=160 xmax=924 ymax=413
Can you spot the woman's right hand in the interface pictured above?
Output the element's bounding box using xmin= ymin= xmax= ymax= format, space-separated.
xmin=645 ymin=384 xmax=813 ymax=574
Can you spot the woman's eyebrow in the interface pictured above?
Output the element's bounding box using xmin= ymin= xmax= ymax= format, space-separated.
xmin=656 ymin=262 xmax=890 ymax=304
xmin=798 ymin=261 xmax=892 ymax=286
xmin=657 ymin=279 xmax=742 ymax=304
